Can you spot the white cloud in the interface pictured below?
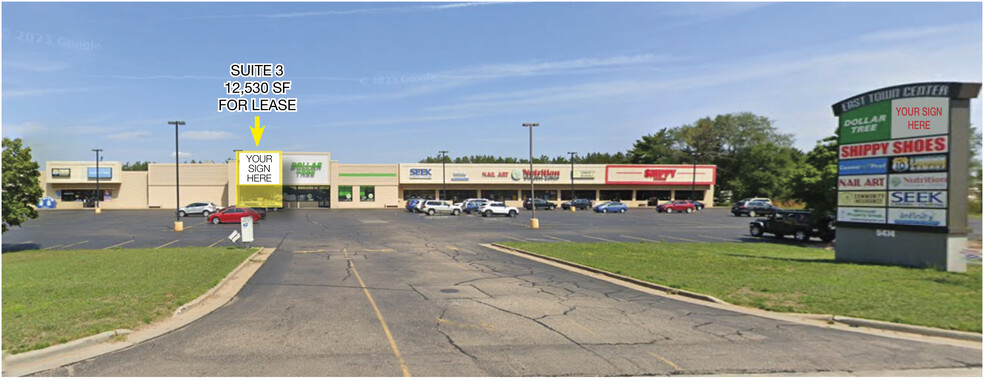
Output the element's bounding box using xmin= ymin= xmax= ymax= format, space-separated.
xmin=859 ymin=24 xmax=967 ymax=42
xmin=6 ymin=59 xmax=70 ymax=72
xmin=3 ymin=87 xmax=94 ymax=98
xmin=191 ymin=2 xmax=496 ymax=19
xmin=107 ymin=131 xmax=151 ymax=140
xmin=171 ymin=151 xmax=192 ymax=158
xmin=182 ymin=130 xmax=234 ymax=140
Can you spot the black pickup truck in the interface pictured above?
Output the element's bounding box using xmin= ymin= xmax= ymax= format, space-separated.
xmin=749 ymin=210 xmax=835 ymax=243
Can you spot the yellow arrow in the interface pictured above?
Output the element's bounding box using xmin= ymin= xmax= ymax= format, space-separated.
xmin=249 ymin=116 xmax=265 ymax=146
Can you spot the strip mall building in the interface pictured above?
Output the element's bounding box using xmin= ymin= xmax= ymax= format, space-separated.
xmin=40 ymin=152 xmax=716 ymax=210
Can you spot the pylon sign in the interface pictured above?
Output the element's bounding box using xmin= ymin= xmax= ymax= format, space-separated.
xmin=831 ymin=82 xmax=980 ymax=272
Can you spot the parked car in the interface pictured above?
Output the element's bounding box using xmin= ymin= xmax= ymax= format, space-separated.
xmin=413 ymin=199 xmax=432 ymax=213
xmin=749 ymin=210 xmax=836 ymax=242
xmin=523 ymin=198 xmax=557 ymax=210
xmin=561 ymin=199 xmax=593 ymax=210
xmin=594 ymin=201 xmax=628 ymax=213
xmin=405 ymin=198 xmax=423 ymax=212
xmin=688 ymin=200 xmax=706 ymax=210
xmin=420 ymin=200 xmax=461 ymax=216
xmin=209 ymin=207 xmax=263 ymax=224
xmin=178 ymin=202 xmax=219 ymax=217
xmin=479 ymin=202 xmax=519 ymax=217
xmin=455 ymin=198 xmax=488 ymax=208
xmin=463 ymin=199 xmax=490 ymax=214
xmin=656 ymin=200 xmax=696 ymax=213
xmin=247 ymin=207 xmax=268 ymax=220
xmin=731 ymin=198 xmax=775 ymax=217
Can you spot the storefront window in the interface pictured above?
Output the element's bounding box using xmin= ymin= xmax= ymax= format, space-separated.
xmin=521 ymin=190 xmax=558 ymax=200
xmin=444 ymin=190 xmax=476 ymax=203
xmin=403 ymin=190 xmax=434 ymax=200
xmin=338 ymin=186 xmax=353 ymax=202
xmin=637 ymin=190 xmax=671 ymax=202
xmin=480 ymin=190 xmax=517 ymax=201
xmin=284 ymin=186 xmax=327 ymax=202
xmin=679 ymin=190 xmax=705 ymax=201
xmin=561 ymin=190 xmax=597 ymax=200
xmin=360 ymin=186 xmax=375 ymax=201
xmin=599 ymin=190 xmax=633 ymax=201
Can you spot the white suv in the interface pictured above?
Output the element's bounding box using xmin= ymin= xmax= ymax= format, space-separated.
xmin=479 ymin=202 xmax=519 ymax=217
xmin=421 ymin=200 xmax=462 ymax=216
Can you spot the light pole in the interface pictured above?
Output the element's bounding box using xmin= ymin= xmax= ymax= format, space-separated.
xmin=92 ymin=149 xmax=103 ymax=214
xmin=690 ymin=151 xmax=698 ymax=202
xmin=439 ymin=150 xmax=448 ymax=200
xmin=523 ymin=122 xmax=539 ymax=228
xmin=169 ymin=120 xmax=186 ymax=231
xmin=568 ymin=151 xmax=577 ymax=211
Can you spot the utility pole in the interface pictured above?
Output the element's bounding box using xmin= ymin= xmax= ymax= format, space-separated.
xmin=523 ymin=123 xmax=539 ymax=228
xmin=92 ymin=149 xmax=103 ymax=214
xmin=439 ymin=150 xmax=448 ymax=200
xmin=568 ymin=151 xmax=577 ymax=211
xmin=168 ymin=120 xmax=186 ymax=231
xmin=691 ymin=151 xmax=698 ymax=202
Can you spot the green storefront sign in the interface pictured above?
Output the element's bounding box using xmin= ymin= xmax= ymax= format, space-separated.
xmin=839 ymin=100 xmax=891 ymax=144
xmin=291 ymin=162 xmax=323 ymax=177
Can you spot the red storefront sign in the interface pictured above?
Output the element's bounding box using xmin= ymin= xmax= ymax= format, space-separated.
xmin=605 ymin=165 xmax=716 ymax=185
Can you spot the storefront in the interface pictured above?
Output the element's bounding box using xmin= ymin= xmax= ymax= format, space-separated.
xmin=397 ymin=163 xmax=716 ymax=207
xmin=40 ymin=153 xmax=716 ymax=210
xmin=281 ymin=153 xmax=331 ymax=208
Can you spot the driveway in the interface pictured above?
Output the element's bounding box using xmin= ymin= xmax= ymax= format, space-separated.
xmin=24 ymin=209 xmax=981 ymax=376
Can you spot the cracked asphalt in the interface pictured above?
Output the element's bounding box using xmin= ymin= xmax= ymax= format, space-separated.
xmin=12 ymin=208 xmax=983 ymax=376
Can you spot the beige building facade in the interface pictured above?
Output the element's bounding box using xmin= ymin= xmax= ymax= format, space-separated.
xmin=39 ymin=152 xmax=715 ymax=210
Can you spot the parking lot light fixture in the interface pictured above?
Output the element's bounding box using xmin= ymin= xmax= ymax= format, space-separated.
xmin=92 ymin=149 xmax=103 ymax=214
xmin=439 ymin=150 xmax=448 ymax=200
xmin=523 ymin=123 xmax=539 ymax=228
xmin=168 ymin=120 xmax=186 ymax=232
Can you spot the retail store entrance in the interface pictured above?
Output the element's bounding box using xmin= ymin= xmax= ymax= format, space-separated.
xmin=283 ymin=186 xmax=330 ymax=208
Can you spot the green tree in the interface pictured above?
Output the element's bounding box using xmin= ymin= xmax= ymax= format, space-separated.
xmin=2 ymin=138 xmax=43 ymax=233
xmin=122 ymin=161 xmax=151 ymax=171
xmin=628 ymin=128 xmax=685 ymax=164
xmin=790 ymin=136 xmax=839 ymax=215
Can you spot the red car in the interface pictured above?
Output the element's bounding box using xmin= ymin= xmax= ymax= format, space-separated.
xmin=656 ymin=200 xmax=696 ymax=213
xmin=209 ymin=207 xmax=263 ymax=224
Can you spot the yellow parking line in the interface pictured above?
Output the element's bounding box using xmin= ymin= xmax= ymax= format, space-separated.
xmin=296 ymin=249 xmax=327 ymax=254
xmin=362 ymin=249 xmax=394 ymax=252
xmin=155 ymin=239 xmax=180 ymax=249
xmin=43 ymin=243 xmax=68 ymax=251
xmin=581 ymin=235 xmax=615 ymax=242
xmin=543 ymin=235 xmax=572 ymax=242
xmin=103 ymin=240 xmax=134 ymax=249
xmin=59 ymin=240 xmax=90 ymax=249
xmin=620 ymin=235 xmax=660 ymax=243
xmin=349 ymin=258 xmax=411 ymax=377
xmin=208 ymin=238 xmax=224 ymax=248
xmin=648 ymin=351 xmax=683 ymax=371
xmin=660 ymin=234 xmax=702 ymax=243
xmin=183 ymin=221 xmax=206 ymax=229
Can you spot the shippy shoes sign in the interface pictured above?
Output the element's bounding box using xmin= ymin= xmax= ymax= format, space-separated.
xmin=832 ymin=81 xmax=980 ymax=271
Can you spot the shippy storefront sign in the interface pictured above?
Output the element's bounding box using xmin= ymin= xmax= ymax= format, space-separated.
xmin=832 ymin=81 xmax=980 ymax=272
xmin=604 ymin=165 xmax=716 ymax=185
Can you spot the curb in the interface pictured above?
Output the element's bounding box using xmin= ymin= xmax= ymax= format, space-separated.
xmin=173 ymin=247 xmax=263 ymax=317
xmin=487 ymin=243 xmax=982 ymax=344
xmin=2 ymin=247 xmax=271 ymax=377
xmin=2 ymin=329 xmax=131 ymax=368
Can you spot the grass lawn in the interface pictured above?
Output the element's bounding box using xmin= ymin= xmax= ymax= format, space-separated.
xmin=2 ymin=247 xmax=254 ymax=354
xmin=500 ymin=242 xmax=982 ymax=332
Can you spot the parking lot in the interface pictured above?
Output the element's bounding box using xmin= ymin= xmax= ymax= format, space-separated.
xmin=13 ymin=206 xmax=983 ymax=376
xmin=2 ymin=207 xmax=833 ymax=253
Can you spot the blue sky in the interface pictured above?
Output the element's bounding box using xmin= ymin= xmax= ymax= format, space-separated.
xmin=3 ymin=2 xmax=981 ymax=166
